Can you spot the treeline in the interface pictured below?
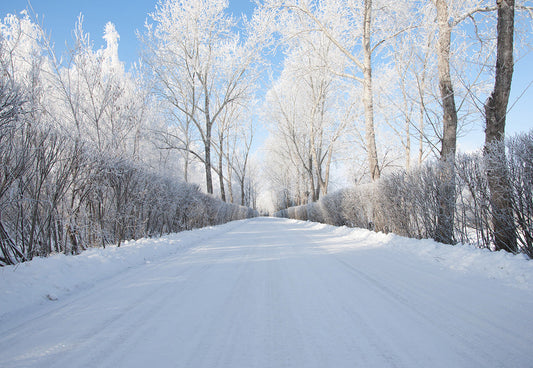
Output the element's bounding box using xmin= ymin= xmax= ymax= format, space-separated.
xmin=0 ymin=13 xmax=257 ymax=266
xmin=0 ymin=81 xmax=256 ymax=265
xmin=0 ymin=97 xmax=256 ymax=265
xmin=275 ymin=131 xmax=533 ymax=258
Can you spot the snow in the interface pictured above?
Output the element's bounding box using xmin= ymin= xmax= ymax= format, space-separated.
xmin=0 ymin=220 xmax=247 ymax=320
xmin=299 ymin=219 xmax=533 ymax=289
xmin=1 ymin=217 xmax=532 ymax=367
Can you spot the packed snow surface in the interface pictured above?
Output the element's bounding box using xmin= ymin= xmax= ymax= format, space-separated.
xmin=1 ymin=217 xmax=532 ymax=367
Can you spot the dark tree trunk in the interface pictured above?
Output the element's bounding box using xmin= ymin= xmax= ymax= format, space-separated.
xmin=204 ymin=93 xmax=214 ymax=195
xmin=484 ymin=0 xmax=517 ymax=253
xmin=434 ymin=0 xmax=458 ymax=245
xmin=218 ymin=142 xmax=226 ymax=202
xmin=240 ymin=177 xmax=245 ymax=206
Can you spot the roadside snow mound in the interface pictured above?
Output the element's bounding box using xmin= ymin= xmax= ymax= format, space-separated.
xmin=0 ymin=220 xmax=247 ymax=319
xmin=1 ymin=218 xmax=531 ymax=323
xmin=289 ymin=219 xmax=533 ymax=290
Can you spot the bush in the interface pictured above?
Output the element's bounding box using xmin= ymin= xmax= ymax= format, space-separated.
xmin=0 ymin=132 xmax=258 ymax=265
xmin=276 ymin=131 xmax=533 ymax=258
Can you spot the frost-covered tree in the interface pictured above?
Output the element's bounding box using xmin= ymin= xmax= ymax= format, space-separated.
xmin=45 ymin=17 xmax=148 ymax=159
xmin=265 ymin=30 xmax=350 ymax=203
xmin=484 ymin=0 xmax=517 ymax=253
xmin=142 ymin=0 xmax=262 ymax=194
xmin=261 ymin=0 xmax=415 ymax=181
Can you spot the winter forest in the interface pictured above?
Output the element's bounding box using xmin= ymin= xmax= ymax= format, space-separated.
xmin=1 ymin=0 xmax=533 ymax=265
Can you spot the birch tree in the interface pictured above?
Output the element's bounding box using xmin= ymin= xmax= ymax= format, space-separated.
xmin=432 ymin=0 xmax=460 ymax=244
xmin=417 ymin=0 xmax=498 ymax=244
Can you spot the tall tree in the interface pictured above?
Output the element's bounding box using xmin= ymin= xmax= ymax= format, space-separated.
xmin=143 ymin=0 xmax=260 ymax=194
xmin=484 ymin=0 xmax=517 ymax=252
xmin=434 ymin=0 xmax=459 ymax=244
xmin=262 ymin=0 xmax=413 ymax=181
xmin=265 ymin=33 xmax=348 ymax=203
xmin=429 ymin=0 xmax=502 ymax=244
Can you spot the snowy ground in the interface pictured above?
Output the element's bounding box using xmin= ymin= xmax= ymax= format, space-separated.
xmin=1 ymin=217 xmax=532 ymax=367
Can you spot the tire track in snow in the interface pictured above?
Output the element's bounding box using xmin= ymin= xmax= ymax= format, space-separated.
xmin=326 ymin=246 xmax=529 ymax=367
xmin=0 ymin=221 xmax=249 ymax=368
xmin=294 ymin=231 xmax=408 ymax=367
xmin=1 ymin=217 xmax=532 ymax=368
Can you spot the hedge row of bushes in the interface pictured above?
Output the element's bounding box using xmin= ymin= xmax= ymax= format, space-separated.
xmin=0 ymin=124 xmax=257 ymax=266
xmin=275 ymin=131 xmax=533 ymax=257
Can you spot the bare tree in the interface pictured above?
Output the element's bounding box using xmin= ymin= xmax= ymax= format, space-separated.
xmin=143 ymin=0 xmax=261 ymax=194
xmin=484 ymin=0 xmax=517 ymax=252
xmin=232 ymin=120 xmax=255 ymax=206
xmin=433 ymin=0 xmax=459 ymax=244
xmin=262 ymin=0 xmax=415 ymax=181
xmin=0 ymin=70 xmax=28 ymax=265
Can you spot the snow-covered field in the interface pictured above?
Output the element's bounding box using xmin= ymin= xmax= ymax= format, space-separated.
xmin=1 ymin=217 xmax=532 ymax=367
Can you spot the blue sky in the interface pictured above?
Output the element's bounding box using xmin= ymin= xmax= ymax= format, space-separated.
xmin=0 ymin=0 xmax=256 ymax=66
xmin=1 ymin=0 xmax=531 ymax=152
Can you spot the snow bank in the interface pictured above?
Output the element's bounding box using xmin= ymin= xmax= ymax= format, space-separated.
xmin=0 ymin=220 xmax=246 ymax=320
xmin=2 ymin=218 xmax=531 ymax=324
xmin=387 ymin=234 xmax=533 ymax=289
xmin=291 ymin=219 xmax=533 ymax=290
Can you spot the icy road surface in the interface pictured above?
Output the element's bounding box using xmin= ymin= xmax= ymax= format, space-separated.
xmin=1 ymin=217 xmax=532 ymax=367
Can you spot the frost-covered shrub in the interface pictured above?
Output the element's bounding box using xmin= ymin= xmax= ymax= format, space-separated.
xmin=455 ymin=133 xmax=533 ymax=256
xmin=507 ymin=132 xmax=533 ymax=257
xmin=318 ymin=193 xmax=344 ymax=226
xmin=337 ymin=186 xmax=372 ymax=228
xmin=277 ymin=131 xmax=533 ymax=258
xmin=373 ymin=163 xmax=441 ymax=239
xmin=0 ymin=137 xmax=258 ymax=265
xmin=455 ymin=152 xmax=492 ymax=247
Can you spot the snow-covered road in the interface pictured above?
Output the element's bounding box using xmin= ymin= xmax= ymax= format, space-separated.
xmin=1 ymin=217 xmax=532 ymax=367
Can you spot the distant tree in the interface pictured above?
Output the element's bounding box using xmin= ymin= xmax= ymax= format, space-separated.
xmin=262 ymin=0 xmax=415 ymax=181
xmin=265 ymin=31 xmax=350 ymax=203
xmin=142 ymin=0 xmax=261 ymax=194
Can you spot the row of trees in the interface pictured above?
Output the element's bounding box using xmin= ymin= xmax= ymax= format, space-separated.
xmin=275 ymin=130 xmax=533 ymax=257
xmin=0 ymin=7 xmax=258 ymax=265
xmin=142 ymin=0 xmax=265 ymax=205
xmin=261 ymin=0 xmax=531 ymax=252
xmin=1 ymin=0 xmax=531 ymax=262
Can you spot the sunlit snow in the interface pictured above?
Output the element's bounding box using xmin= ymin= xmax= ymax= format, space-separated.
xmin=1 ymin=217 xmax=532 ymax=367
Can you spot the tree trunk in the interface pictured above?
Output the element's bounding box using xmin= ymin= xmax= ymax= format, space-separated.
xmin=204 ymin=141 xmax=213 ymax=194
xmin=484 ymin=0 xmax=517 ymax=253
xmin=418 ymin=102 xmax=425 ymax=166
xmin=227 ymin=156 xmax=234 ymax=203
xmin=434 ymin=0 xmax=458 ymax=245
xmin=218 ymin=141 xmax=226 ymax=202
xmin=240 ymin=177 xmax=246 ymax=206
xmin=308 ymin=156 xmax=318 ymax=202
xmin=405 ymin=118 xmax=411 ymax=170
xmin=204 ymin=93 xmax=214 ymax=195
xmin=322 ymin=147 xmax=334 ymax=197
xmin=184 ymin=130 xmax=191 ymax=183
xmin=363 ymin=0 xmax=380 ymax=181
xmin=184 ymin=150 xmax=189 ymax=183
